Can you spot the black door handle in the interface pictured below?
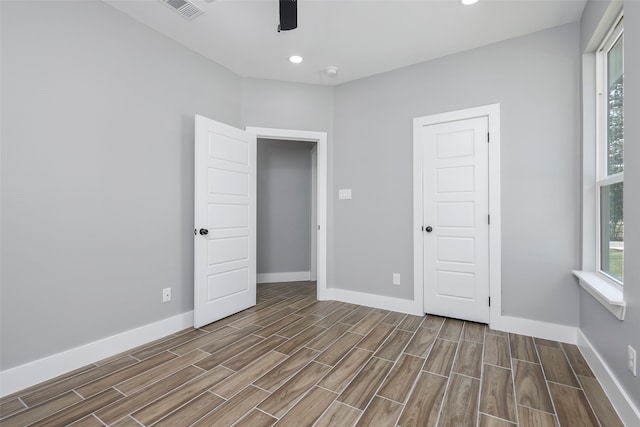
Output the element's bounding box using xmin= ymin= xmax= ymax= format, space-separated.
xmin=199 ymin=228 xmax=209 ymax=236
xmin=425 ymin=226 xmax=433 ymax=233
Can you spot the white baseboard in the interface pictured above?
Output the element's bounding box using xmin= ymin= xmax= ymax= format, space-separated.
xmin=257 ymin=271 xmax=311 ymax=284
xmin=578 ymin=330 xmax=640 ymax=426
xmin=325 ymin=288 xmax=423 ymax=316
xmin=0 ymin=311 xmax=194 ymax=397
xmin=492 ymin=315 xmax=578 ymax=344
xmin=322 ymin=288 xmax=579 ymax=340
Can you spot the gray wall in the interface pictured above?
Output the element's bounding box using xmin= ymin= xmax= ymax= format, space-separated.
xmin=0 ymin=0 xmax=242 ymax=370
xmin=257 ymin=139 xmax=315 ymax=275
xmin=241 ymin=78 xmax=334 ymax=132
xmin=579 ymin=0 xmax=640 ymax=409
xmin=332 ymin=24 xmax=582 ymax=326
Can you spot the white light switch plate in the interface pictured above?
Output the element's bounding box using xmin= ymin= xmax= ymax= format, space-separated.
xmin=393 ymin=274 xmax=401 ymax=286
xmin=339 ymin=189 xmax=352 ymax=200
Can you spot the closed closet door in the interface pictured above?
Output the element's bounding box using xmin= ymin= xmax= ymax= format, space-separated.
xmin=421 ymin=116 xmax=489 ymax=323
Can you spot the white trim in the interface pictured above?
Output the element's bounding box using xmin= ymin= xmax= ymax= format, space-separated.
xmin=582 ymin=52 xmax=598 ymax=272
xmin=573 ymin=271 xmax=625 ymax=320
xmin=412 ymin=118 xmax=426 ymax=314
xmin=598 ymin=172 xmax=624 ymax=187
xmin=246 ymin=127 xmax=329 ymax=301
xmin=487 ymin=106 xmax=502 ymax=328
xmin=492 ymin=316 xmax=578 ymax=344
xmin=594 ymin=14 xmax=624 ymax=284
xmin=309 ymin=144 xmax=318 ymax=281
xmin=578 ymin=330 xmax=640 ymax=426
xmin=584 ymin=2 xmax=624 ymax=52
xmin=325 ymin=288 xmax=423 ymax=316
xmin=0 ymin=311 xmax=194 ymax=397
xmin=310 ymin=145 xmax=318 ymax=282
xmin=582 ymin=2 xmax=623 ymax=272
xmin=257 ymin=271 xmax=311 ymax=284
xmin=581 ymin=7 xmax=626 ymax=311
xmin=413 ymin=104 xmax=501 ymax=326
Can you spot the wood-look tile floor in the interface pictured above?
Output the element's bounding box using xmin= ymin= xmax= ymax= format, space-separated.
xmin=0 ymin=282 xmax=624 ymax=427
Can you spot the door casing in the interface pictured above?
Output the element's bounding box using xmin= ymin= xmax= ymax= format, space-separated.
xmin=310 ymin=145 xmax=318 ymax=282
xmin=413 ymin=104 xmax=501 ymax=327
xmin=247 ymin=127 xmax=328 ymax=300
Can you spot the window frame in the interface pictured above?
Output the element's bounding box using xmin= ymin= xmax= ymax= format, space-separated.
xmin=574 ymin=5 xmax=625 ymax=320
xmin=595 ymin=16 xmax=624 ymax=287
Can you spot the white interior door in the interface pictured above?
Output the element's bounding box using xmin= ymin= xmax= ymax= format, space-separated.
xmin=422 ymin=117 xmax=489 ymax=323
xmin=194 ymin=115 xmax=256 ymax=328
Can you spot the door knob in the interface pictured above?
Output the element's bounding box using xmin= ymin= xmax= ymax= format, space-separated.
xmin=199 ymin=228 xmax=209 ymax=236
xmin=425 ymin=226 xmax=433 ymax=233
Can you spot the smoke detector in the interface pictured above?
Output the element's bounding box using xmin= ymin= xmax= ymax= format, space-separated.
xmin=326 ymin=66 xmax=338 ymax=76
xmin=160 ymin=0 xmax=204 ymax=20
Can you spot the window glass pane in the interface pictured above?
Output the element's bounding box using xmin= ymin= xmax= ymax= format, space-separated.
xmin=600 ymin=182 xmax=624 ymax=282
xmin=607 ymin=34 xmax=624 ymax=175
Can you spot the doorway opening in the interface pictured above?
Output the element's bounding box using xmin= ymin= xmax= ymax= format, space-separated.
xmin=256 ymin=138 xmax=317 ymax=285
xmin=247 ymin=127 xmax=328 ymax=300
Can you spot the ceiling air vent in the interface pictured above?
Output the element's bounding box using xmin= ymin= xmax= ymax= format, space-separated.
xmin=160 ymin=0 xmax=204 ymax=20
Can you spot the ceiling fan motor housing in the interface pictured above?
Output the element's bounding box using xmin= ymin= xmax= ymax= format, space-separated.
xmin=279 ymin=0 xmax=297 ymax=31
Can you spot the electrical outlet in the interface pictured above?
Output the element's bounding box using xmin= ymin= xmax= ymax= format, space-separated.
xmin=628 ymin=345 xmax=637 ymax=376
xmin=393 ymin=273 xmax=401 ymax=286
xmin=162 ymin=288 xmax=171 ymax=303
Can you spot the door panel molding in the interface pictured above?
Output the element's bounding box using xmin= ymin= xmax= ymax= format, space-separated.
xmin=246 ymin=127 xmax=328 ymax=301
xmin=413 ymin=104 xmax=501 ymax=327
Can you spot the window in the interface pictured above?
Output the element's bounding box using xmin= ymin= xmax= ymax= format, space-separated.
xmin=574 ymin=8 xmax=625 ymax=319
xmin=597 ymin=17 xmax=624 ymax=284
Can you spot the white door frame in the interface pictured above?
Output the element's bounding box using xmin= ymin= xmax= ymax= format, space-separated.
xmin=310 ymin=145 xmax=318 ymax=281
xmin=413 ymin=104 xmax=501 ymax=327
xmin=247 ymin=127 xmax=328 ymax=301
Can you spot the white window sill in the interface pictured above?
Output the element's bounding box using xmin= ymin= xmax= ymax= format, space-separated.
xmin=573 ymin=270 xmax=626 ymax=320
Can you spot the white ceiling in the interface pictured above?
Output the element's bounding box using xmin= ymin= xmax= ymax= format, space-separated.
xmin=105 ymin=0 xmax=587 ymax=86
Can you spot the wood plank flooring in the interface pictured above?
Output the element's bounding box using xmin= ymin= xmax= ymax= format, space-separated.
xmin=0 ymin=282 xmax=623 ymax=426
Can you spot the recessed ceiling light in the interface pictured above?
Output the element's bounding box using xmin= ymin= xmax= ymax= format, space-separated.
xmin=461 ymin=0 xmax=479 ymax=5
xmin=289 ymin=55 xmax=303 ymax=64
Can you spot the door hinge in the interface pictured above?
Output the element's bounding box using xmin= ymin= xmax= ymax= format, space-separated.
xmin=489 ymin=297 xmax=491 ymax=307
xmin=488 ymin=214 xmax=490 ymax=225
xmin=487 ymin=132 xmax=490 ymax=143
xmin=318 ymin=225 xmax=321 ymax=230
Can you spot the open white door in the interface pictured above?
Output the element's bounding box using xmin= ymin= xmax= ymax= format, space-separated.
xmin=422 ymin=117 xmax=489 ymax=323
xmin=194 ymin=115 xmax=256 ymax=328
